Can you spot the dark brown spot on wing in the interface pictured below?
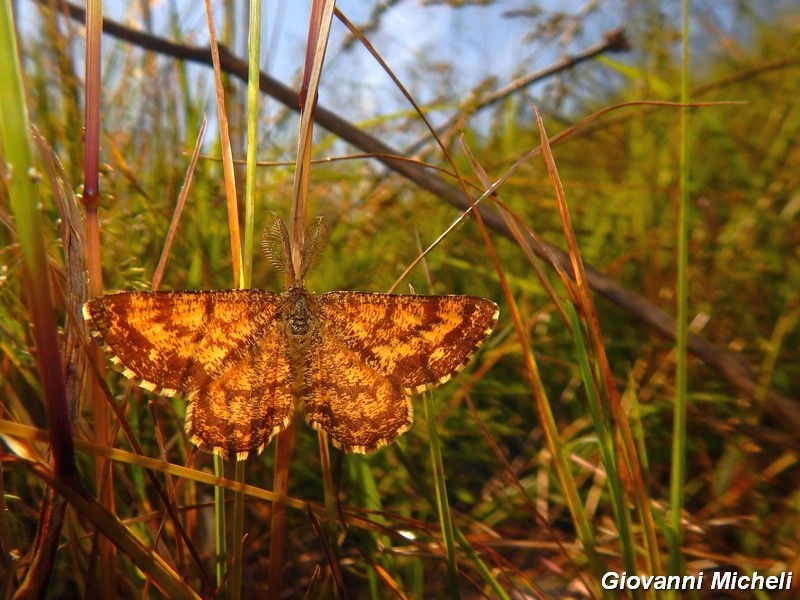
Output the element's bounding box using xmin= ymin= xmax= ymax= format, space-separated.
xmin=186 ymin=318 xmax=294 ymax=460
xmin=84 ymin=289 xmax=281 ymax=394
xmin=317 ymin=292 xmax=498 ymax=391
xmin=302 ymin=322 xmax=413 ymax=453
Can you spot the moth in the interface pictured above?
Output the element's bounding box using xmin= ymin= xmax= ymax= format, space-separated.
xmin=84 ymin=215 xmax=498 ymax=460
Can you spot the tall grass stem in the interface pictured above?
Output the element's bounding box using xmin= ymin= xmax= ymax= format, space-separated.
xmin=423 ymin=393 xmax=460 ymax=598
xmin=668 ymin=0 xmax=692 ymax=581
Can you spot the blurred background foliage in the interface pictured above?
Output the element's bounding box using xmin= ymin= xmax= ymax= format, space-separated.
xmin=1 ymin=0 xmax=799 ymax=597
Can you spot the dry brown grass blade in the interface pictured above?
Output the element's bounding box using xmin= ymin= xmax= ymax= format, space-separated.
xmin=458 ymin=137 xmax=599 ymax=598
xmin=13 ymin=129 xmax=88 ymax=599
xmin=151 ymin=117 xmax=207 ymax=291
xmin=307 ymin=504 xmax=348 ymax=598
xmin=79 ymin=0 xmax=114 ymax=593
xmin=268 ymin=424 xmax=293 ymax=597
xmin=269 ymin=4 xmax=338 ymax=599
xmin=75 ymin=337 xmax=216 ymax=591
xmin=202 ymin=0 xmax=242 ymax=289
xmin=290 ymin=0 xmax=336 ymax=274
xmin=0 ymin=420 xmax=311 ymax=511
xmin=532 ymin=107 xmax=662 ymax=576
xmin=23 ymin=459 xmax=201 ymax=599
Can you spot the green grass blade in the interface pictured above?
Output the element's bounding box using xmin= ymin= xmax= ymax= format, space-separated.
xmin=569 ymin=305 xmax=639 ymax=588
xmin=230 ymin=459 xmax=245 ymax=600
xmin=423 ymin=392 xmax=459 ymax=598
xmin=348 ymin=455 xmax=391 ymax=598
xmin=668 ymin=0 xmax=691 ymax=583
xmin=228 ymin=1 xmax=265 ymax=597
xmin=243 ymin=0 xmax=262 ymax=286
xmin=0 ymin=0 xmax=77 ymax=482
xmin=392 ymin=446 xmax=510 ymax=599
xmin=213 ymin=453 xmax=227 ymax=589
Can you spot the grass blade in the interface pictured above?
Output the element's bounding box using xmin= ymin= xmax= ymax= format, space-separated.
xmin=423 ymin=392 xmax=459 ymax=598
xmin=0 ymin=0 xmax=77 ymax=483
xmin=667 ymin=0 xmax=692 ymax=583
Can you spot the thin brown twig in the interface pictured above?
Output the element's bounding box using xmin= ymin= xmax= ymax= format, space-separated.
xmin=406 ymin=27 xmax=630 ymax=153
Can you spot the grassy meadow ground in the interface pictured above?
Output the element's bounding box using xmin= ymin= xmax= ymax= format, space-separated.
xmin=0 ymin=1 xmax=799 ymax=598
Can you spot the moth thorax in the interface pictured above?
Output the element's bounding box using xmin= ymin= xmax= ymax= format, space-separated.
xmin=285 ymin=288 xmax=315 ymax=337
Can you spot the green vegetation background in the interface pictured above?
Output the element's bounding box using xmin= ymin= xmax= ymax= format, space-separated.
xmin=1 ymin=1 xmax=798 ymax=598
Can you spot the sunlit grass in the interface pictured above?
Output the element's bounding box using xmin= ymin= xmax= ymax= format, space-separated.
xmin=1 ymin=1 xmax=799 ymax=598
